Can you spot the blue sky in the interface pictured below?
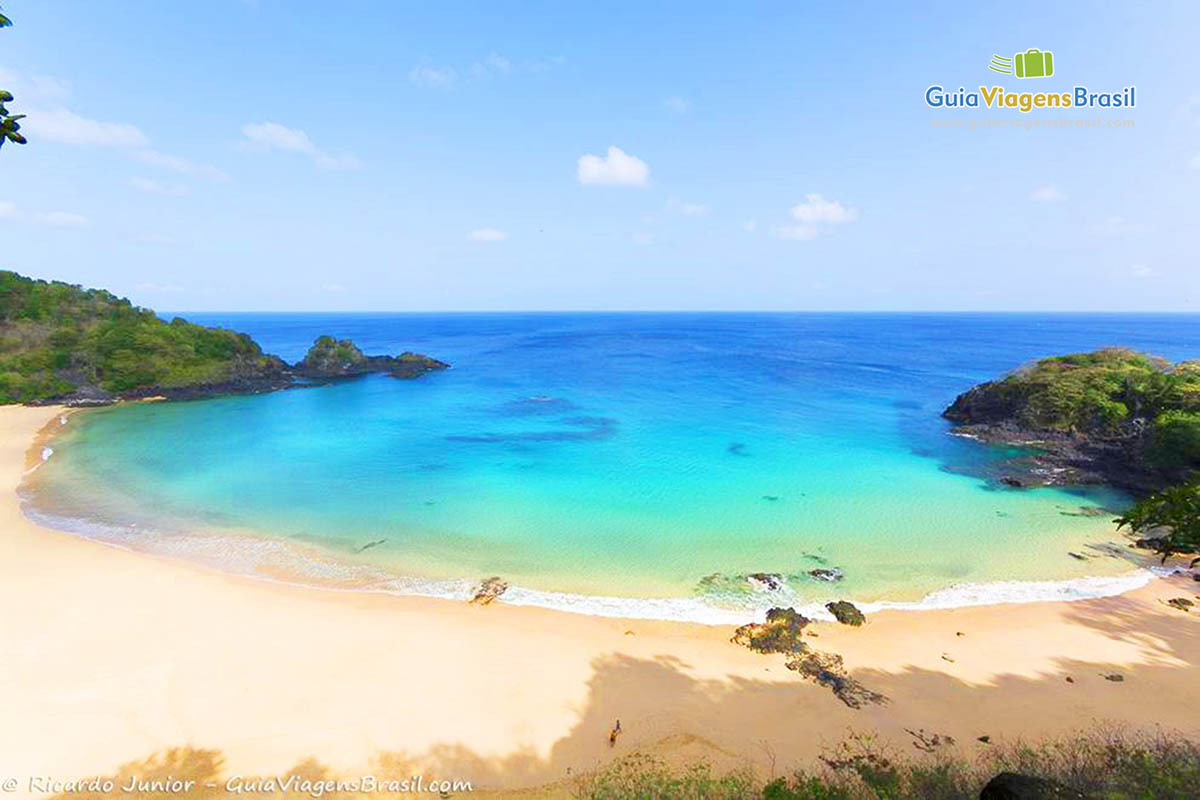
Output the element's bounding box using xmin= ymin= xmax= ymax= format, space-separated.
xmin=0 ymin=1 xmax=1197 ymax=311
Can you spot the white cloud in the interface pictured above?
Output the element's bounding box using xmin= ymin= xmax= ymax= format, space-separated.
xmin=467 ymin=227 xmax=508 ymax=242
xmin=1130 ymin=263 xmax=1156 ymax=279
xmin=34 ymin=211 xmax=91 ymax=229
xmin=665 ymin=96 xmax=690 ymax=114
xmin=240 ymin=121 xmax=361 ymax=170
xmin=1096 ymin=216 xmax=1150 ymax=236
xmin=136 ymin=149 xmax=229 ymax=181
xmin=680 ymin=202 xmax=708 ymax=217
xmin=632 ymin=231 xmax=654 ymax=246
xmin=419 ymin=53 xmax=558 ymax=85
xmin=742 ymin=220 xmax=758 ymax=233
xmin=469 ymin=53 xmax=512 ymax=77
xmin=23 ymin=108 xmax=147 ymax=147
xmin=772 ymin=194 xmax=858 ymax=241
xmin=242 ymin=121 xmax=316 ymax=154
xmin=320 ymin=283 xmax=346 ymax=292
xmin=130 ymin=177 xmax=188 ymax=197
xmin=0 ymin=202 xmax=90 ymax=229
xmin=0 ymin=67 xmax=71 ymax=104
xmin=790 ymin=194 xmax=859 ymax=225
xmin=1030 ymin=185 xmax=1066 ymax=203
xmin=771 ymin=224 xmax=818 ymax=241
xmin=577 ymin=146 xmax=649 ymax=186
xmin=1190 ymin=153 xmax=1200 ymax=170
xmin=409 ymin=65 xmax=457 ymax=88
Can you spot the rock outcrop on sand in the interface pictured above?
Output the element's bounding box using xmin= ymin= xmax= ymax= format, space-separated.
xmin=732 ymin=606 xmax=886 ymax=708
xmin=732 ymin=607 xmax=810 ymax=654
xmin=469 ymin=576 xmax=509 ymax=605
xmin=826 ymin=600 xmax=866 ymax=626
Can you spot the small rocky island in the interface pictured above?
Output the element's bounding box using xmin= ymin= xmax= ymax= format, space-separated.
xmin=294 ymin=336 xmax=449 ymax=380
xmin=0 ymin=271 xmax=448 ymax=406
xmin=943 ymin=348 xmax=1200 ymax=494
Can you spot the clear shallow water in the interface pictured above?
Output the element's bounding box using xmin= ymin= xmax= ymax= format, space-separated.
xmin=25 ymin=313 xmax=1200 ymax=622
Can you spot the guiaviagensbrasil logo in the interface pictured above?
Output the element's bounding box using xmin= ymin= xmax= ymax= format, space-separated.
xmin=989 ymin=48 xmax=1053 ymax=79
xmin=925 ymin=48 xmax=1135 ymax=114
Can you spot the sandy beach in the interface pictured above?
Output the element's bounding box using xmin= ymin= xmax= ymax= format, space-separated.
xmin=3 ymin=405 xmax=1200 ymax=797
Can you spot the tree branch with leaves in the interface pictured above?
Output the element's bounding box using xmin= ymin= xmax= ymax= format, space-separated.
xmin=0 ymin=5 xmax=27 ymax=152
xmin=1117 ymin=480 xmax=1200 ymax=566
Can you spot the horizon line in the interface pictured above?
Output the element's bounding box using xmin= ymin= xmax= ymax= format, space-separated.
xmin=157 ymin=308 xmax=1200 ymax=315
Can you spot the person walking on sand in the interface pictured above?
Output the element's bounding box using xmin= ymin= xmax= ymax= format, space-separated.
xmin=608 ymin=719 xmax=622 ymax=747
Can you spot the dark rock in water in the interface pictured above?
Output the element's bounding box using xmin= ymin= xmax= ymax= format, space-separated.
xmin=1059 ymin=506 xmax=1110 ymax=518
xmin=295 ymin=335 xmax=449 ymax=381
xmin=1067 ymin=552 xmax=1087 ymax=561
xmin=747 ymin=572 xmax=784 ymax=591
xmin=727 ymin=442 xmax=749 ymax=456
xmin=808 ymin=568 xmax=844 ymax=583
xmin=1167 ymin=597 xmax=1194 ymax=612
xmin=826 ymin=600 xmax=866 ymax=626
xmin=761 ymin=494 xmax=780 ymax=502
xmin=469 ymin=576 xmax=509 ymax=605
xmin=786 ymin=650 xmax=886 ymax=709
xmin=980 ymin=772 xmax=1088 ymax=799
xmin=1000 ymin=477 xmax=1027 ymax=488
xmin=355 ymin=538 xmax=386 ymax=553
xmin=802 ymin=552 xmax=828 ymax=565
xmin=732 ymin=607 xmax=810 ymax=655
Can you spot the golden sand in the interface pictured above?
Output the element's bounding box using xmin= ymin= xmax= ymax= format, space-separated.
xmin=2 ymin=405 xmax=1199 ymax=797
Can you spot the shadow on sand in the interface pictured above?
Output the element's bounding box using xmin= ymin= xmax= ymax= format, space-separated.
xmin=47 ymin=577 xmax=1200 ymax=799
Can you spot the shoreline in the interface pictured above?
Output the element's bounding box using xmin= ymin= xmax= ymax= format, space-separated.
xmin=21 ymin=407 xmax=1160 ymax=627
xmin=4 ymin=404 xmax=1200 ymax=796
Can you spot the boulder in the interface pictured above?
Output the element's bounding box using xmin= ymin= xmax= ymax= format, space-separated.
xmin=979 ymin=772 xmax=1088 ymax=799
xmin=747 ymin=572 xmax=784 ymax=591
xmin=808 ymin=568 xmax=844 ymax=582
xmin=469 ymin=576 xmax=509 ymax=605
xmin=825 ymin=600 xmax=866 ymax=626
xmin=732 ymin=607 xmax=810 ymax=655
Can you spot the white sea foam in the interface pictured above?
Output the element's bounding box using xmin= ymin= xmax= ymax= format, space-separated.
xmin=41 ymin=446 xmax=53 ymax=462
xmin=19 ymin=503 xmax=1174 ymax=627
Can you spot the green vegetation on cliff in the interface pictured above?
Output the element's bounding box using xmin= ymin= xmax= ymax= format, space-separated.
xmin=0 ymin=271 xmax=286 ymax=403
xmin=296 ymin=335 xmax=368 ymax=376
xmin=944 ymin=348 xmax=1200 ymax=476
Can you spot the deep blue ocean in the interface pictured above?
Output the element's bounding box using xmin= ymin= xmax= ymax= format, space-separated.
xmin=25 ymin=313 xmax=1200 ymax=622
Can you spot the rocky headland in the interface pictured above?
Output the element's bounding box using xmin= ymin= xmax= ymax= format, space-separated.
xmin=0 ymin=271 xmax=448 ymax=407
xmin=943 ymin=348 xmax=1200 ymax=495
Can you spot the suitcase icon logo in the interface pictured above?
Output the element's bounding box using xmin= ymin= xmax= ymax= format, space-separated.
xmin=989 ymin=49 xmax=1054 ymax=79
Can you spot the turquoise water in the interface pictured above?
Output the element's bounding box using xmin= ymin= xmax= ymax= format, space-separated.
xmin=25 ymin=313 xmax=1200 ymax=621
